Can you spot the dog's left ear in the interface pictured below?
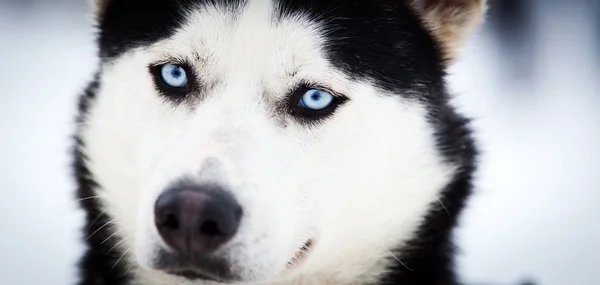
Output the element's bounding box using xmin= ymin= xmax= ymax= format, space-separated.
xmin=92 ymin=0 xmax=112 ymax=23
xmin=409 ymin=0 xmax=487 ymax=62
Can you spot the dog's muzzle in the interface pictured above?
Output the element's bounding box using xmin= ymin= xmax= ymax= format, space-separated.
xmin=153 ymin=181 xmax=243 ymax=281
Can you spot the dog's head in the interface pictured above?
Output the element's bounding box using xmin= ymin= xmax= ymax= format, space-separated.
xmin=80 ymin=0 xmax=484 ymax=283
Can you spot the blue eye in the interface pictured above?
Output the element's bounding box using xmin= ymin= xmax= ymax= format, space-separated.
xmin=300 ymin=89 xmax=334 ymax=110
xmin=289 ymin=86 xmax=347 ymax=121
xmin=160 ymin=64 xmax=188 ymax=88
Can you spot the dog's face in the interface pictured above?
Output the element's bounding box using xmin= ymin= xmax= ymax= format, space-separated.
xmin=81 ymin=0 xmax=484 ymax=284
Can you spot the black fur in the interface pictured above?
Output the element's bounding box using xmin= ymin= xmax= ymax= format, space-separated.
xmin=98 ymin=0 xmax=246 ymax=60
xmin=74 ymin=0 xmax=478 ymax=284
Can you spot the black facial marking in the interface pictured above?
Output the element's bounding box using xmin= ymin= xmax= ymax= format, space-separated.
xmin=98 ymin=0 xmax=247 ymax=59
xmin=276 ymin=0 xmax=446 ymax=96
xmin=275 ymin=0 xmax=473 ymax=164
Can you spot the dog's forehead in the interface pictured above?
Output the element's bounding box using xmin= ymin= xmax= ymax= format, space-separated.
xmin=100 ymin=0 xmax=445 ymax=93
xmin=155 ymin=1 xmax=325 ymax=75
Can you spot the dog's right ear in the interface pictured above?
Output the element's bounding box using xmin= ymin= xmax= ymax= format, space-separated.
xmin=92 ymin=0 xmax=112 ymax=23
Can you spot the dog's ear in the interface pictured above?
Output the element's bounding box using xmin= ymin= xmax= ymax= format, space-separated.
xmin=409 ymin=0 xmax=487 ymax=62
xmin=92 ymin=0 xmax=112 ymax=23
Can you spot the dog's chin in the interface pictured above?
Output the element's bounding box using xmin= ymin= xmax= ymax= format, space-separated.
xmin=145 ymin=238 xmax=317 ymax=284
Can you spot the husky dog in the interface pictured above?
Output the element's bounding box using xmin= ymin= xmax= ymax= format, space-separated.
xmin=73 ymin=0 xmax=486 ymax=284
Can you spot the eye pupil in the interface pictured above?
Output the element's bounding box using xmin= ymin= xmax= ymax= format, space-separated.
xmin=311 ymin=91 xmax=321 ymax=101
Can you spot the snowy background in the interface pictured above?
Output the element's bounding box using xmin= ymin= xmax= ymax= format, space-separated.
xmin=0 ymin=0 xmax=599 ymax=284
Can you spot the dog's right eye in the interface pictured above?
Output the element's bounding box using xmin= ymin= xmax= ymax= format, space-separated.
xmin=149 ymin=63 xmax=193 ymax=97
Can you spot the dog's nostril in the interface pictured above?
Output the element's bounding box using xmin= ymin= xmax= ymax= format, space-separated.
xmin=199 ymin=220 xmax=220 ymax=236
xmin=163 ymin=213 xmax=179 ymax=231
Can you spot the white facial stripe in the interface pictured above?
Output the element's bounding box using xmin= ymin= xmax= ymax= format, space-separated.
xmin=82 ymin=0 xmax=455 ymax=284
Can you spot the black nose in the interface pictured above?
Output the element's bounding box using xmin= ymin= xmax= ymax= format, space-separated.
xmin=154 ymin=183 xmax=243 ymax=255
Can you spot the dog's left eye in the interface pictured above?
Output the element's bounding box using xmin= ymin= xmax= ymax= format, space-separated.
xmin=289 ymin=86 xmax=347 ymax=121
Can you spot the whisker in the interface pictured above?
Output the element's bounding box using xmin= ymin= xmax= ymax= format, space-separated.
xmin=384 ymin=248 xmax=414 ymax=271
xmin=107 ymin=236 xmax=130 ymax=254
xmin=76 ymin=195 xmax=100 ymax=202
xmin=124 ymin=259 xmax=138 ymax=278
xmin=437 ymin=197 xmax=450 ymax=216
xmin=123 ymin=261 xmax=132 ymax=277
xmin=86 ymin=218 xmax=118 ymax=241
xmin=110 ymin=249 xmax=130 ymax=273
xmin=86 ymin=210 xmax=107 ymax=232
xmin=120 ymin=255 xmax=142 ymax=281
xmin=101 ymin=230 xmax=121 ymax=245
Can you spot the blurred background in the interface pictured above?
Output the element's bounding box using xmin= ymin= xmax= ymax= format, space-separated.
xmin=0 ymin=0 xmax=598 ymax=284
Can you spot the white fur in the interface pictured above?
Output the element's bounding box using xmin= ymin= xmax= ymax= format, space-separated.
xmin=81 ymin=0 xmax=456 ymax=284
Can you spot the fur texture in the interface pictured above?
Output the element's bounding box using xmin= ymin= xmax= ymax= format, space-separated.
xmin=74 ymin=1 xmax=484 ymax=285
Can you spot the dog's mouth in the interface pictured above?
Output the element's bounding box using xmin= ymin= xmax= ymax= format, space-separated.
xmin=165 ymin=240 xmax=315 ymax=282
xmin=288 ymin=239 xmax=315 ymax=269
xmin=168 ymin=269 xmax=220 ymax=282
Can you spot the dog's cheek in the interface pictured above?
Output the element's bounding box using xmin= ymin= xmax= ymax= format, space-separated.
xmin=300 ymin=88 xmax=455 ymax=280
